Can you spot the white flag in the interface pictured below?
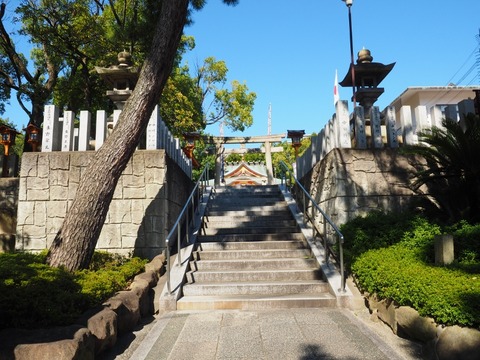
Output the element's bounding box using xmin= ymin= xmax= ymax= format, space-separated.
xmin=334 ymin=69 xmax=340 ymax=105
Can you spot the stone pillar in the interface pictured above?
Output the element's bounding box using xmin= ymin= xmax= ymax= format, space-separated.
xmin=95 ymin=110 xmax=107 ymax=150
xmin=42 ymin=105 xmax=61 ymax=152
xmin=78 ymin=110 xmax=91 ymax=151
xmin=414 ymin=105 xmax=430 ymax=133
xmin=369 ymin=106 xmax=383 ymax=148
xmin=431 ymin=105 xmax=444 ymax=130
xmin=435 ymin=234 xmax=454 ymax=265
xmin=354 ymin=106 xmax=367 ymax=149
xmin=384 ymin=106 xmax=399 ymax=148
xmin=444 ymin=105 xmax=457 ymax=122
xmin=264 ymin=141 xmax=274 ymax=185
xmin=400 ymin=105 xmax=416 ymax=145
xmin=335 ymin=100 xmax=352 ymax=148
xmin=214 ymin=143 xmax=224 ymax=186
xmin=113 ymin=109 xmax=122 ymax=129
xmin=61 ymin=111 xmax=75 ymax=152
xmin=146 ymin=105 xmax=161 ymax=150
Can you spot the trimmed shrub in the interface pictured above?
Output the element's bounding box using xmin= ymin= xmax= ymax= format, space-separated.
xmin=346 ymin=212 xmax=480 ymax=328
xmin=0 ymin=251 xmax=147 ymax=330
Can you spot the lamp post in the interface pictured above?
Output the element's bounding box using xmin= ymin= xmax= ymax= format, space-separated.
xmin=342 ymin=0 xmax=356 ymax=107
xmin=0 ymin=125 xmax=18 ymax=177
xmin=182 ymin=132 xmax=200 ymax=168
xmin=287 ymin=130 xmax=305 ymax=159
xmin=25 ymin=123 xmax=42 ymax=152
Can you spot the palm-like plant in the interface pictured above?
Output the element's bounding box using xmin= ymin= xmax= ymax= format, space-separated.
xmin=406 ymin=113 xmax=480 ymax=223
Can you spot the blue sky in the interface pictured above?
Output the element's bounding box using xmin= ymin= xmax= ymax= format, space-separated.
xmin=183 ymin=0 xmax=480 ymax=138
xmin=3 ymin=0 xmax=480 ymax=139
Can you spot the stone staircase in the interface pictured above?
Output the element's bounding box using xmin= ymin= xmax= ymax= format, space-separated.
xmin=176 ymin=185 xmax=336 ymax=310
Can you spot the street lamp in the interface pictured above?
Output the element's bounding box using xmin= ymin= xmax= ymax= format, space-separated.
xmin=287 ymin=130 xmax=305 ymax=158
xmin=342 ymin=0 xmax=356 ymax=107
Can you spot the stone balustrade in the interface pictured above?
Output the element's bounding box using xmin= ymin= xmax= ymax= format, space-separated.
xmin=40 ymin=105 xmax=191 ymax=178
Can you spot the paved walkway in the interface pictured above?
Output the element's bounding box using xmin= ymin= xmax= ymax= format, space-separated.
xmin=126 ymin=308 xmax=412 ymax=360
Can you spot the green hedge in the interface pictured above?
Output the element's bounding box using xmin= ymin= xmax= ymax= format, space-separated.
xmin=0 ymin=251 xmax=147 ymax=330
xmin=342 ymin=212 xmax=480 ymax=328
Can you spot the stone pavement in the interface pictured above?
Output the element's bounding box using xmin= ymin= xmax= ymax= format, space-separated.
xmin=125 ymin=308 xmax=414 ymax=360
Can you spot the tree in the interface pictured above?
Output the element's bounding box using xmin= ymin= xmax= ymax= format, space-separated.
xmin=405 ymin=114 xmax=480 ymax=223
xmin=160 ymin=53 xmax=256 ymax=137
xmin=47 ymin=0 xmax=239 ymax=271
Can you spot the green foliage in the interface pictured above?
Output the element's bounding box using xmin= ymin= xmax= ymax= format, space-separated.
xmin=345 ymin=211 xmax=480 ymax=328
xmin=352 ymin=245 xmax=480 ymax=327
xmin=341 ymin=211 xmax=441 ymax=271
xmin=0 ymin=251 xmax=146 ymax=330
xmin=403 ymin=114 xmax=480 ymax=223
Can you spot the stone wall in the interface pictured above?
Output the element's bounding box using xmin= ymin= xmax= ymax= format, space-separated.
xmin=300 ymin=148 xmax=426 ymax=226
xmin=15 ymin=150 xmax=193 ymax=259
xmin=0 ymin=178 xmax=19 ymax=252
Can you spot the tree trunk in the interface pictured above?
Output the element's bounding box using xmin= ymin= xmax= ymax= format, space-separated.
xmin=47 ymin=0 xmax=190 ymax=271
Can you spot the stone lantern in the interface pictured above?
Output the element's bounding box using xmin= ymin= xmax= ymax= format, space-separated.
xmin=25 ymin=123 xmax=42 ymax=152
xmin=0 ymin=125 xmax=18 ymax=156
xmin=183 ymin=132 xmax=201 ymax=168
xmin=287 ymin=130 xmax=305 ymax=158
xmin=340 ymin=49 xmax=395 ymax=115
xmin=95 ymin=51 xmax=139 ymax=110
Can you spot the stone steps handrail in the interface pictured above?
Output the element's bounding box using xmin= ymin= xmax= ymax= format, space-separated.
xmin=165 ymin=164 xmax=210 ymax=294
xmin=280 ymin=160 xmax=346 ymax=292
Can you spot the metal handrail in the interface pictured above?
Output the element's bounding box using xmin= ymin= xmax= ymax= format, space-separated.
xmin=279 ymin=161 xmax=346 ymax=292
xmin=165 ymin=164 xmax=210 ymax=294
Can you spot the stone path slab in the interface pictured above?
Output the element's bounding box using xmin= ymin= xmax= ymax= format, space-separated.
xmin=129 ymin=308 xmax=409 ymax=360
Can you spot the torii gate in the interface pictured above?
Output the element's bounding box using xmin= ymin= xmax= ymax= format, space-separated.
xmin=202 ymin=134 xmax=286 ymax=186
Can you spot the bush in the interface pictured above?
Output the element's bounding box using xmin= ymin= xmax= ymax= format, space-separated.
xmin=346 ymin=211 xmax=480 ymax=328
xmin=0 ymin=251 xmax=147 ymax=330
xmin=340 ymin=211 xmax=440 ymax=270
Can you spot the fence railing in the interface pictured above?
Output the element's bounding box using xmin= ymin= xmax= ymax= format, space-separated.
xmin=165 ymin=164 xmax=210 ymax=294
xmin=280 ymin=161 xmax=346 ymax=292
xmin=39 ymin=104 xmax=191 ymax=178
xmin=296 ymin=98 xmax=477 ymax=180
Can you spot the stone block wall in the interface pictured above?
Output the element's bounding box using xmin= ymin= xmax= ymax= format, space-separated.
xmin=300 ymin=148 xmax=426 ymax=227
xmin=15 ymin=150 xmax=193 ymax=259
xmin=0 ymin=178 xmax=19 ymax=252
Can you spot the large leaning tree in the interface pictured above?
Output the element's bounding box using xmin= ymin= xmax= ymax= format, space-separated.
xmin=47 ymin=0 xmax=240 ymax=271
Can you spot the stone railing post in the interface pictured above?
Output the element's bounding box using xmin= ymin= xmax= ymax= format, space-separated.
xmin=400 ymin=105 xmax=416 ymax=145
xmin=354 ymin=106 xmax=367 ymax=149
xmin=335 ymin=100 xmax=352 ymax=148
xmin=61 ymin=111 xmax=75 ymax=152
xmin=369 ymin=106 xmax=383 ymax=148
xmin=78 ymin=111 xmax=91 ymax=151
xmin=146 ymin=105 xmax=161 ymax=150
xmin=42 ymin=105 xmax=61 ymax=152
xmin=95 ymin=110 xmax=107 ymax=150
xmin=384 ymin=106 xmax=399 ymax=148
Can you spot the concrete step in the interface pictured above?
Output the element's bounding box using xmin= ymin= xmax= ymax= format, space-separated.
xmin=213 ymin=186 xmax=281 ymax=194
xmin=182 ymin=280 xmax=329 ymax=296
xmin=189 ymin=257 xmax=318 ymax=271
xmin=205 ymin=214 xmax=295 ymax=222
xmin=186 ymin=269 xmax=321 ymax=283
xmin=176 ymin=294 xmax=337 ymax=310
xmin=206 ymin=204 xmax=290 ymax=213
xmin=201 ymin=226 xmax=299 ymax=236
xmin=202 ymin=219 xmax=298 ymax=229
xmin=195 ymin=240 xmax=307 ymax=251
xmin=206 ymin=209 xmax=292 ymax=218
xmin=192 ymin=248 xmax=311 ymax=260
xmin=197 ymin=232 xmax=305 ymax=242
